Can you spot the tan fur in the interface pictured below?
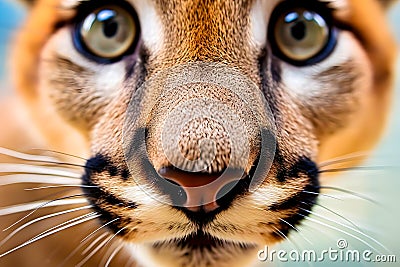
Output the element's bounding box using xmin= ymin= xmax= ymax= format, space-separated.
xmin=0 ymin=0 xmax=397 ymax=266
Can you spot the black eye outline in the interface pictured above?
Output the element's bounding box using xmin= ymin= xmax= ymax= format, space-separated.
xmin=72 ymin=0 xmax=141 ymax=64
xmin=268 ymin=0 xmax=338 ymax=66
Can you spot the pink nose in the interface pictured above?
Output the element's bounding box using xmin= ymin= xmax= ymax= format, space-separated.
xmin=158 ymin=167 xmax=244 ymax=212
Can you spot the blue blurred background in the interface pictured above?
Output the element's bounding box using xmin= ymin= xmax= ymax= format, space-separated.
xmin=0 ymin=0 xmax=399 ymax=266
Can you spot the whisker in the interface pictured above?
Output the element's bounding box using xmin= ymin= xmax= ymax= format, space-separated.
xmin=105 ymin=243 xmax=124 ymax=267
xmin=3 ymin=194 xmax=87 ymax=231
xmin=300 ymin=208 xmax=390 ymax=253
xmin=0 ymin=149 xmax=91 ymax=170
xmin=0 ymin=163 xmax=81 ymax=178
xmin=31 ymin=149 xmax=87 ymax=162
xmin=25 ymin=185 xmax=98 ymax=191
xmin=59 ymin=231 xmax=102 ymax=267
xmin=300 ymin=220 xmax=344 ymax=245
xmin=0 ymin=198 xmax=88 ymax=217
xmin=77 ymin=233 xmax=114 ymax=267
xmin=105 ymin=226 xmax=127 ymax=246
xmin=319 ymin=166 xmax=393 ymax=174
xmin=300 ymin=215 xmax=383 ymax=254
xmin=82 ymin=232 xmax=109 ymax=255
xmin=81 ymin=218 xmax=120 ymax=243
xmin=271 ymin=225 xmax=304 ymax=255
xmin=28 ymin=160 xmax=89 ymax=170
xmin=0 ymin=205 xmax=93 ymax=248
xmin=303 ymin=190 xmax=342 ymax=201
xmin=318 ymin=152 xmax=370 ymax=168
xmin=0 ymin=213 xmax=99 ymax=258
xmin=0 ymin=174 xmax=81 ymax=186
xmin=302 ymin=201 xmax=363 ymax=233
xmin=282 ymin=185 xmax=342 ymax=201
xmin=27 ymin=212 xmax=98 ymax=242
xmin=279 ymin=218 xmax=313 ymax=246
xmin=0 ymin=147 xmax=60 ymax=163
xmin=318 ymin=186 xmax=378 ymax=204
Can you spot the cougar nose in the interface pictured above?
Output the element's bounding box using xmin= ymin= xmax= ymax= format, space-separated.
xmin=158 ymin=167 xmax=244 ymax=213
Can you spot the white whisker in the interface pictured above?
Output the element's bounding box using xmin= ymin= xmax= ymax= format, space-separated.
xmin=0 ymin=174 xmax=81 ymax=186
xmin=0 ymin=163 xmax=81 ymax=178
xmin=309 ymin=202 xmax=364 ymax=233
xmin=59 ymin=231 xmax=102 ymax=267
xmin=77 ymin=233 xmax=113 ymax=267
xmin=279 ymin=218 xmax=313 ymax=246
xmin=300 ymin=210 xmax=389 ymax=254
xmin=0 ymin=198 xmax=88 ymax=217
xmin=301 ymin=216 xmax=381 ymax=253
xmin=105 ymin=243 xmax=124 ymax=267
xmin=319 ymin=151 xmax=370 ymax=168
xmin=282 ymin=185 xmax=342 ymax=201
xmin=2 ymin=195 xmax=87 ymax=231
xmin=319 ymin=186 xmax=377 ymax=204
xmin=105 ymin=226 xmax=127 ymax=246
xmin=27 ymin=212 xmax=98 ymax=242
xmin=82 ymin=233 xmax=109 ymax=255
xmin=0 ymin=147 xmax=60 ymax=163
xmin=0 ymin=213 xmax=99 ymax=258
xmin=271 ymin=225 xmax=304 ymax=255
xmin=25 ymin=185 xmax=97 ymax=191
xmin=81 ymin=218 xmax=120 ymax=243
xmin=0 ymin=205 xmax=93 ymax=248
xmin=301 ymin=207 xmax=390 ymax=252
xmin=31 ymin=149 xmax=87 ymax=162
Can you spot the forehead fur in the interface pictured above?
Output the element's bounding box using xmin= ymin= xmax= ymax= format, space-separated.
xmin=150 ymin=0 xmax=256 ymax=73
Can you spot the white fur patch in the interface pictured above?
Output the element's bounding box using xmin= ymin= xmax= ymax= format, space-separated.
xmin=131 ymin=0 xmax=164 ymax=54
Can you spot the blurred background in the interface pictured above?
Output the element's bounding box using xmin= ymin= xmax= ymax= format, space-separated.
xmin=0 ymin=0 xmax=398 ymax=266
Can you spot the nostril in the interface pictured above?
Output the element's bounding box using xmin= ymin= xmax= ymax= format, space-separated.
xmin=215 ymin=180 xmax=240 ymax=206
xmin=158 ymin=178 xmax=187 ymax=207
xmin=157 ymin=166 xmax=246 ymax=213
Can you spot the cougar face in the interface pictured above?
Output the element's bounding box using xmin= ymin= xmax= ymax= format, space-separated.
xmin=1 ymin=0 xmax=397 ymax=266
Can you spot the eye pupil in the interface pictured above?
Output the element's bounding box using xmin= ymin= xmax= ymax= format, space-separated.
xmin=290 ymin=21 xmax=306 ymax=41
xmin=103 ymin=20 xmax=118 ymax=38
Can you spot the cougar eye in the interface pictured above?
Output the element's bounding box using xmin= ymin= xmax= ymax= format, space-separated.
xmin=268 ymin=1 xmax=337 ymax=66
xmin=73 ymin=3 xmax=140 ymax=63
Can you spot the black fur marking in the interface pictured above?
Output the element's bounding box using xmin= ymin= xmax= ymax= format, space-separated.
xmin=270 ymin=56 xmax=282 ymax=83
xmin=82 ymin=172 xmax=138 ymax=209
xmin=84 ymin=154 xmax=133 ymax=181
xmin=82 ymin=154 xmax=139 ymax=235
xmin=269 ymin=157 xmax=319 ymax=212
xmin=274 ymin=146 xmax=287 ymax=182
xmin=108 ymin=165 xmax=118 ymax=176
xmin=258 ymin=48 xmax=282 ymax=84
xmin=121 ymin=168 xmax=130 ymax=181
xmin=125 ymin=43 xmax=149 ymax=81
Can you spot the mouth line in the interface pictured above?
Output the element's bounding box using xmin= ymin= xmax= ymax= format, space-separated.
xmin=153 ymin=230 xmax=257 ymax=250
